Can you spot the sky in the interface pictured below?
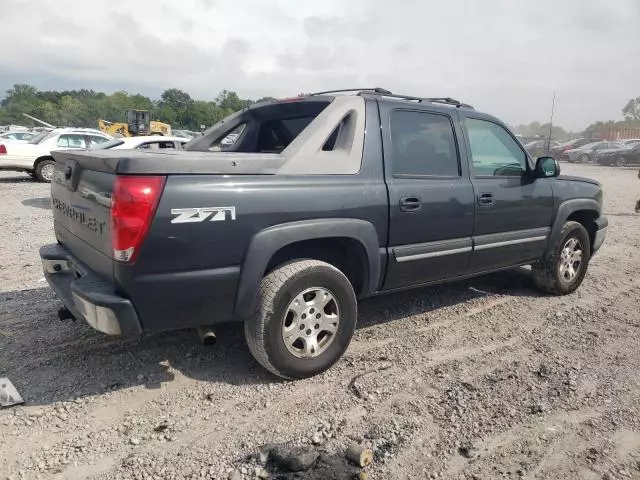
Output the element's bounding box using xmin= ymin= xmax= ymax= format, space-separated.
xmin=0 ymin=0 xmax=638 ymax=131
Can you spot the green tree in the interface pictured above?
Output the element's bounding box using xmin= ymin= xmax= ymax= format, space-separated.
xmin=622 ymin=97 xmax=640 ymax=121
xmin=0 ymin=84 xmax=262 ymax=130
xmin=216 ymin=90 xmax=253 ymax=113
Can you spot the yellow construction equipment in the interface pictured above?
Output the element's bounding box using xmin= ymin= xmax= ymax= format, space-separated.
xmin=98 ymin=110 xmax=171 ymax=137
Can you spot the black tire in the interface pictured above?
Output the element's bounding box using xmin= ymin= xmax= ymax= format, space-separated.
xmin=532 ymin=221 xmax=591 ymax=295
xmin=615 ymin=157 xmax=627 ymax=167
xmin=244 ymin=259 xmax=357 ymax=380
xmin=578 ymin=154 xmax=590 ymax=163
xmin=34 ymin=159 xmax=55 ymax=182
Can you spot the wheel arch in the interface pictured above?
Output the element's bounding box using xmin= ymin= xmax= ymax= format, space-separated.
xmin=235 ymin=219 xmax=380 ymax=318
xmin=545 ymin=199 xmax=601 ymax=258
xmin=33 ymin=155 xmax=55 ymax=170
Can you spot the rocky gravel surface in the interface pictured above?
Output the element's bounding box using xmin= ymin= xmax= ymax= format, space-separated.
xmin=1 ymin=165 xmax=640 ymax=480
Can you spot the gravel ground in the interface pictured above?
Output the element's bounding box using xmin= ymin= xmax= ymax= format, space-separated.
xmin=1 ymin=165 xmax=639 ymax=480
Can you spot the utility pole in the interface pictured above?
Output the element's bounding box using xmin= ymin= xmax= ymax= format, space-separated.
xmin=547 ymin=91 xmax=556 ymax=155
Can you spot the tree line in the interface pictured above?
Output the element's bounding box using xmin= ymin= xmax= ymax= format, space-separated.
xmin=515 ymin=97 xmax=640 ymax=141
xmin=2 ymin=83 xmax=639 ymax=137
xmin=0 ymin=84 xmax=275 ymax=131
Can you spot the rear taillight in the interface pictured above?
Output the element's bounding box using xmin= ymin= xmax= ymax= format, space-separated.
xmin=0 ymin=144 xmax=6 ymax=154
xmin=111 ymin=176 xmax=165 ymax=263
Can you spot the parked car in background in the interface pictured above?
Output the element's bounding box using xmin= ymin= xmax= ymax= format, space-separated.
xmin=564 ymin=141 xmax=623 ymax=163
xmin=550 ymin=137 xmax=603 ymax=159
xmin=525 ymin=139 xmax=560 ymax=158
xmin=622 ymin=139 xmax=640 ymax=147
xmin=93 ymin=136 xmax=189 ymax=150
xmin=0 ymin=131 xmax=37 ymax=143
xmin=595 ymin=143 xmax=640 ymax=167
xmin=0 ymin=128 xmax=112 ymax=181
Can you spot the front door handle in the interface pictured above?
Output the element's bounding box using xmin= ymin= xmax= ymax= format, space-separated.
xmin=477 ymin=192 xmax=495 ymax=206
xmin=400 ymin=196 xmax=421 ymax=212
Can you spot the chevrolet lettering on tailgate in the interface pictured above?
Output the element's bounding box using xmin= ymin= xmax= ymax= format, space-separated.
xmin=52 ymin=198 xmax=107 ymax=235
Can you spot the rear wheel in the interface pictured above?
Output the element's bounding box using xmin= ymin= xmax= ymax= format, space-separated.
xmin=615 ymin=157 xmax=627 ymax=167
xmin=532 ymin=221 xmax=591 ymax=295
xmin=244 ymin=260 xmax=357 ymax=380
xmin=35 ymin=160 xmax=55 ymax=182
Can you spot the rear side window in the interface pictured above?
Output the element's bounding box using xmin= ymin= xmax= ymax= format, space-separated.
xmin=390 ymin=110 xmax=460 ymax=177
xmin=57 ymin=134 xmax=87 ymax=148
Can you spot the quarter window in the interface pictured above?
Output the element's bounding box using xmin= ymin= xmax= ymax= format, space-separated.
xmin=465 ymin=118 xmax=527 ymax=176
xmin=390 ymin=111 xmax=460 ymax=177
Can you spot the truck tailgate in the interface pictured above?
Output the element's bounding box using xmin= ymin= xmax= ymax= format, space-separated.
xmin=50 ymin=156 xmax=115 ymax=281
xmin=49 ymin=148 xmax=284 ymax=282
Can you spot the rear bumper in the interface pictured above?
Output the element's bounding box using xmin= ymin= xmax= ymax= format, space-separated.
xmin=40 ymin=244 xmax=142 ymax=336
xmin=592 ymin=216 xmax=608 ymax=254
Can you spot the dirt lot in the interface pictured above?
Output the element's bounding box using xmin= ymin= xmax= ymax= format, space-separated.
xmin=1 ymin=165 xmax=639 ymax=480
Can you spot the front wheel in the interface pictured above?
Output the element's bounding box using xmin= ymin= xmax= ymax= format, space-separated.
xmin=532 ymin=221 xmax=591 ymax=295
xmin=614 ymin=157 xmax=627 ymax=167
xmin=245 ymin=260 xmax=357 ymax=380
xmin=35 ymin=159 xmax=55 ymax=182
xmin=577 ymin=154 xmax=590 ymax=163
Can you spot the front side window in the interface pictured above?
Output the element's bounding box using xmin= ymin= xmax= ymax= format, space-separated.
xmin=465 ymin=118 xmax=527 ymax=176
xmin=390 ymin=110 xmax=460 ymax=177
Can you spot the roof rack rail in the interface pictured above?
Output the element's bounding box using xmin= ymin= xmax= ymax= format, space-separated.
xmin=308 ymin=87 xmax=393 ymax=96
xmin=308 ymin=88 xmax=473 ymax=109
xmin=424 ymin=97 xmax=474 ymax=109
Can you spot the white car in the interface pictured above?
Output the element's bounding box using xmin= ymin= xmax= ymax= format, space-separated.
xmin=94 ymin=136 xmax=189 ymax=151
xmin=0 ymin=131 xmax=37 ymax=143
xmin=0 ymin=128 xmax=112 ymax=182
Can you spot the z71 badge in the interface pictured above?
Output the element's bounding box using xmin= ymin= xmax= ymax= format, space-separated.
xmin=170 ymin=206 xmax=236 ymax=223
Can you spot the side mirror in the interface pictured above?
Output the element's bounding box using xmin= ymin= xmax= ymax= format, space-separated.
xmin=535 ymin=156 xmax=560 ymax=178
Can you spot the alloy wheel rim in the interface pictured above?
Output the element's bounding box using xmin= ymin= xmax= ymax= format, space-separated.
xmin=281 ymin=287 xmax=340 ymax=359
xmin=559 ymin=237 xmax=583 ymax=282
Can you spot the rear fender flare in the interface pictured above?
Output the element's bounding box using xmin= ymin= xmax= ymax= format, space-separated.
xmin=544 ymin=199 xmax=601 ymax=259
xmin=234 ymin=218 xmax=380 ymax=318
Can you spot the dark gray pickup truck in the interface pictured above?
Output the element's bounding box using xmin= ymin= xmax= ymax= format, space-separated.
xmin=40 ymin=88 xmax=608 ymax=379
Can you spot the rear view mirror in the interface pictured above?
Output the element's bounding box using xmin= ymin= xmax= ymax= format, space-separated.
xmin=535 ymin=156 xmax=560 ymax=178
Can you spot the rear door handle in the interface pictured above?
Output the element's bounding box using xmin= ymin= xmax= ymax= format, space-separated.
xmin=400 ymin=196 xmax=421 ymax=212
xmin=477 ymin=192 xmax=495 ymax=206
